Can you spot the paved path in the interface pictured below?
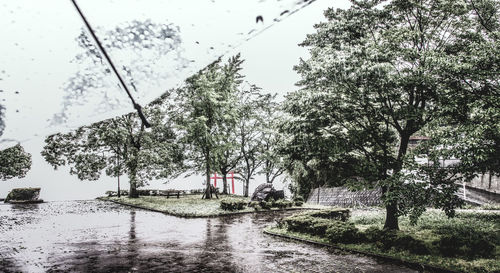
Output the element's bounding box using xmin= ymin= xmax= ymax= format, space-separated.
xmin=0 ymin=200 xmax=418 ymax=273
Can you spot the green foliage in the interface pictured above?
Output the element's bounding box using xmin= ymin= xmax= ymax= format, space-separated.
xmin=220 ymin=198 xmax=247 ymax=211
xmin=104 ymin=195 xmax=252 ymax=217
xmin=293 ymin=196 xmax=304 ymax=202
xmin=136 ymin=189 xmax=152 ymax=196
xmin=42 ymin=104 xmax=182 ymax=197
xmin=5 ymin=187 xmax=40 ymax=202
xmin=105 ymin=190 xmax=128 ymax=197
xmin=259 ymin=200 xmax=272 ymax=210
xmin=247 ymin=201 xmax=260 ymax=211
xmin=274 ymin=199 xmax=293 ymax=209
xmin=257 ymin=102 xmax=287 ymax=184
xmin=0 ymin=144 xmax=31 ymax=181
xmin=306 ymin=208 xmax=350 ymax=221
xmin=292 ymin=195 xmax=305 ymax=206
xmin=434 ymin=225 xmax=496 ymax=258
xmin=269 ymin=208 xmax=500 ymax=273
xmin=174 ymin=55 xmax=243 ymax=197
xmin=283 ymin=0 xmax=499 ymax=229
xmin=283 ymin=209 xmax=358 ymax=242
xmin=235 ymin=89 xmax=281 ymax=196
xmin=363 ymin=227 xmax=429 ymax=255
xmin=284 ymin=214 xmax=332 ymax=236
xmin=325 ymin=221 xmax=361 ymax=244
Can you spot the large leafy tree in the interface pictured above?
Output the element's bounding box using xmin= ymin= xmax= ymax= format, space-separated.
xmin=214 ymin=120 xmax=241 ymax=195
xmin=420 ymin=0 xmax=500 ymax=180
xmin=174 ymin=55 xmax=242 ymax=199
xmin=0 ymin=144 xmax=32 ymax=181
xmin=42 ymin=106 xmax=181 ymax=198
xmin=290 ymin=0 xmax=498 ymax=229
xmin=235 ymin=86 xmax=279 ymax=197
xmin=281 ymin=90 xmax=363 ymax=198
xmin=257 ymin=96 xmax=286 ymax=184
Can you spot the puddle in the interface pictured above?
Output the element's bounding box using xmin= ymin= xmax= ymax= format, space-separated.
xmin=0 ymin=200 xmax=417 ymax=272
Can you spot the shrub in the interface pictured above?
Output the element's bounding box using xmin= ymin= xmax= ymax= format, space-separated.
xmin=136 ymin=189 xmax=151 ymax=196
xmin=284 ymin=214 xmax=332 ymax=236
xmin=363 ymin=226 xmax=384 ymax=242
xmin=260 ymin=201 xmax=272 ymax=210
xmin=294 ymin=200 xmax=304 ymax=206
xmin=363 ymin=227 xmax=429 ymax=254
xmin=325 ymin=221 xmax=361 ymax=243
xmin=393 ymin=234 xmax=429 ymax=255
xmin=274 ymin=199 xmax=293 ymax=209
xmin=220 ymin=198 xmax=247 ymax=211
xmin=307 ymin=209 xmax=350 ymax=221
xmin=106 ymin=190 xmax=129 ymax=197
xmin=293 ymin=196 xmax=305 ymax=202
xmin=434 ymin=225 xmax=495 ymax=258
xmin=247 ymin=201 xmax=259 ymax=208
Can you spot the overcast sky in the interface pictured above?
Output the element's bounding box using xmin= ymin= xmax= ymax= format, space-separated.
xmin=0 ymin=0 xmax=351 ymax=201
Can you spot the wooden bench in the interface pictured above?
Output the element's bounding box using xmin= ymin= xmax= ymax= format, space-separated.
xmin=159 ymin=190 xmax=184 ymax=199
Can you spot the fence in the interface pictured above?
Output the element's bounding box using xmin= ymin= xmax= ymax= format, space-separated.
xmin=306 ymin=187 xmax=382 ymax=207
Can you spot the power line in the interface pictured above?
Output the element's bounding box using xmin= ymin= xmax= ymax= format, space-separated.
xmin=70 ymin=0 xmax=151 ymax=128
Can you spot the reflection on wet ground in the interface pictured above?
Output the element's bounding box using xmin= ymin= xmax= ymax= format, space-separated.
xmin=0 ymin=201 xmax=417 ymax=273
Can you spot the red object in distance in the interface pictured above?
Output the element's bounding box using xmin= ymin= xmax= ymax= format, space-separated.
xmin=210 ymin=173 xmax=223 ymax=187
xmin=210 ymin=172 xmax=236 ymax=194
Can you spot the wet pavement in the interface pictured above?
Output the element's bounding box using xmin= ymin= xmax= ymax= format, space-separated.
xmin=0 ymin=200 xmax=417 ymax=273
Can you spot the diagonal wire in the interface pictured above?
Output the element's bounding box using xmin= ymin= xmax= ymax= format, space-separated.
xmin=70 ymin=0 xmax=151 ymax=128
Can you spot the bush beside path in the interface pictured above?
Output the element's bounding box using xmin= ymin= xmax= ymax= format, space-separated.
xmin=266 ymin=208 xmax=500 ymax=273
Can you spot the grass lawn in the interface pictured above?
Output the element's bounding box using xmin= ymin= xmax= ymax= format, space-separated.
xmin=100 ymin=194 xmax=321 ymax=217
xmin=266 ymin=208 xmax=500 ymax=273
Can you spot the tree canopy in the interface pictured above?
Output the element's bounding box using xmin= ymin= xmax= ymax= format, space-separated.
xmin=286 ymin=0 xmax=499 ymax=229
xmin=0 ymin=144 xmax=32 ymax=181
xmin=42 ymin=105 xmax=182 ymax=197
xmin=174 ymin=55 xmax=242 ymax=198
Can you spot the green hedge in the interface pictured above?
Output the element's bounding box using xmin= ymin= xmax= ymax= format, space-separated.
xmin=274 ymin=199 xmax=294 ymax=209
xmin=434 ymin=225 xmax=495 ymax=258
xmin=293 ymin=196 xmax=305 ymax=202
xmin=283 ymin=211 xmax=360 ymax=244
xmin=325 ymin=221 xmax=361 ymax=243
xmin=220 ymin=198 xmax=247 ymax=211
xmin=284 ymin=214 xmax=333 ymax=236
xmin=306 ymin=208 xmax=350 ymax=221
xmin=363 ymin=227 xmax=429 ymax=255
xmin=105 ymin=190 xmax=129 ymax=197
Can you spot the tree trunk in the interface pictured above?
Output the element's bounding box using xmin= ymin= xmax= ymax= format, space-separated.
xmin=222 ymin=174 xmax=228 ymax=195
xmin=117 ymin=175 xmax=121 ymax=198
xmin=383 ymin=133 xmax=410 ymax=230
xmin=117 ymin=154 xmax=121 ymax=198
xmin=129 ymin=177 xmax=138 ymax=198
xmin=383 ymin=195 xmax=399 ymax=230
xmin=243 ymin=178 xmax=250 ymax=197
xmin=204 ymin=151 xmax=212 ymax=199
xmin=128 ymin=154 xmax=139 ymax=198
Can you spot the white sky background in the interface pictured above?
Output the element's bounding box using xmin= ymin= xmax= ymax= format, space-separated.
xmin=0 ymin=0 xmax=351 ymax=201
